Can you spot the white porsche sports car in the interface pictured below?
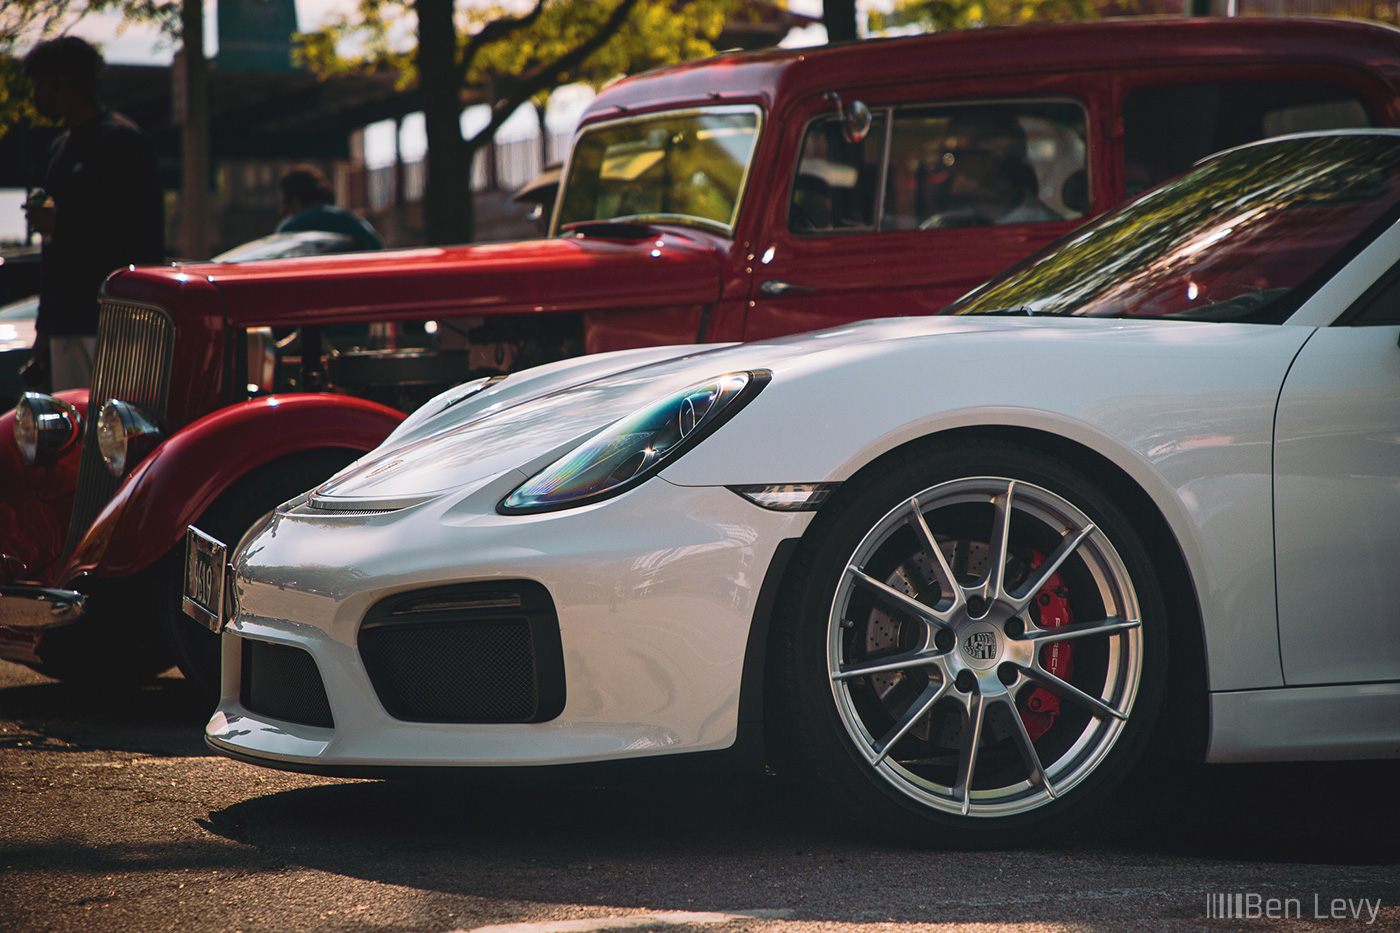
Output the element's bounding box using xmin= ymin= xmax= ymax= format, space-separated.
xmin=204 ymin=131 xmax=1400 ymax=845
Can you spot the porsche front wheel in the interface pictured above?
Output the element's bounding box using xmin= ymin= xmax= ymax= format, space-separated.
xmin=772 ymin=441 xmax=1167 ymax=845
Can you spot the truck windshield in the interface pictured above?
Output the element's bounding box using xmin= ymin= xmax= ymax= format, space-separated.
xmin=950 ymin=133 xmax=1400 ymax=324
xmin=555 ymin=105 xmax=762 ymax=236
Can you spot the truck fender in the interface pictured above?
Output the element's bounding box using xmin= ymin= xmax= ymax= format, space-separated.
xmin=0 ymin=389 xmax=90 ymax=582
xmin=63 ymin=393 xmax=404 ymax=580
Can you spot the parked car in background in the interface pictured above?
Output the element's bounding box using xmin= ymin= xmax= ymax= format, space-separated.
xmin=0 ymin=297 xmax=38 ymax=412
xmin=6 ymin=17 xmax=1400 ymax=701
xmin=209 ymin=130 xmax=1400 ymax=844
xmin=210 ymin=230 xmax=363 ymax=264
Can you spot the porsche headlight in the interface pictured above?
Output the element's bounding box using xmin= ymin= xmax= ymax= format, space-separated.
xmin=14 ymin=393 xmax=82 ymax=466
xmin=500 ymin=371 xmax=769 ymax=513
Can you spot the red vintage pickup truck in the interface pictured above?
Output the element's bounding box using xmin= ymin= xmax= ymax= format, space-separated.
xmin=5 ymin=16 xmax=1400 ymax=699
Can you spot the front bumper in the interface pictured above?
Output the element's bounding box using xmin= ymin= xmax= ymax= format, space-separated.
xmin=206 ymin=471 xmax=811 ymax=773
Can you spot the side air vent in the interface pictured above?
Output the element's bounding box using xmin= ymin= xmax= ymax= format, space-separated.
xmin=241 ymin=639 xmax=334 ymax=728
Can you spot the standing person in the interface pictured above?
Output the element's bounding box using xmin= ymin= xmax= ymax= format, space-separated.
xmin=276 ymin=165 xmax=384 ymax=251
xmin=21 ymin=36 xmax=165 ymax=392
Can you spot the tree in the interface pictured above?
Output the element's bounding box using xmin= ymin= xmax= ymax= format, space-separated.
xmin=823 ymin=0 xmax=858 ymax=42
xmin=300 ymin=0 xmax=743 ymax=245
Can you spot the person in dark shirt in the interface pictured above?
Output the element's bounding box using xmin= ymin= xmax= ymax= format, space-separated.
xmin=276 ymin=165 xmax=384 ymax=251
xmin=21 ymin=36 xmax=165 ymax=391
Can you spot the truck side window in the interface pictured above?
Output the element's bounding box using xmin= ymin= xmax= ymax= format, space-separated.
xmin=1123 ymin=82 xmax=1373 ymax=197
xmin=883 ymin=101 xmax=1087 ymax=231
xmin=789 ymin=111 xmax=887 ymax=233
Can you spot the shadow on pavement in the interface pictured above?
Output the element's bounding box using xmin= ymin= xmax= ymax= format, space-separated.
xmin=1096 ymin=755 xmax=1400 ymax=865
xmin=188 ymin=755 xmax=1400 ymax=926
xmin=0 ymin=673 xmax=213 ymax=757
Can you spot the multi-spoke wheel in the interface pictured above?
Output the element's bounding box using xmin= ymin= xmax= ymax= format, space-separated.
xmin=772 ymin=441 xmax=1166 ymax=845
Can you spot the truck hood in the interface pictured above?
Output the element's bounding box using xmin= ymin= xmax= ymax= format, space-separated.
xmin=109 ymin=228 xmax=726 ymax=328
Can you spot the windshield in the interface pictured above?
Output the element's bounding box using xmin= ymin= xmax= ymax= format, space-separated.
xmin=555 ymin=105 xmax=762 ymax=236
xmin=950 ymin=133 xmax=1400 ymax=323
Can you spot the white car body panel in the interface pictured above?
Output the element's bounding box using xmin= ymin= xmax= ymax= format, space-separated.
xmin=212 ymin=480 xmax=809 ymax=767
xmin=665 ymin=317 xmax=1315 ymax=692
xmin=1209 ymin=683 xmax=1400 ymax=761
xmin=1274 ymin=323 xmax=1400 ymax=685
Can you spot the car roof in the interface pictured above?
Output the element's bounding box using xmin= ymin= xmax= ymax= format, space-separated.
xmin=1203 ymin=125 xmax=1400 ymax=165
xmin=583 ymin=17 xmax=1400 ymax=122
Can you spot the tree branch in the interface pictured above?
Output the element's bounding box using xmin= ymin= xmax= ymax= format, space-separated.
xmin=455 ymin=0 xmax=547 ymax=86
xmin=464 ymin=0 xmax=643 ymax=147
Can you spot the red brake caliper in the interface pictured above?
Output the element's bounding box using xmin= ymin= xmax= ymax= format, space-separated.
xmin=1019 ymin=551 xmax=1073 ymax=741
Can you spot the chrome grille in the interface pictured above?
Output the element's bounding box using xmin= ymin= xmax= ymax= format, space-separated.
xmin=63 ymin=299 xmax=175 ymax=559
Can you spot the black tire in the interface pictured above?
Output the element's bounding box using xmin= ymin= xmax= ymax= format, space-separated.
xmin=159 ymin=448 xmax=361 ymax=704
xmin=769 ymin=439 xmax=1168 ymax=846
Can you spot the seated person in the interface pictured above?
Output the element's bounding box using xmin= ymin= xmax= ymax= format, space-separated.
xmin=922 ymin=112 xmax=1061 ymax=229
xmin=277 ymin=165 xmax=384 ymax=251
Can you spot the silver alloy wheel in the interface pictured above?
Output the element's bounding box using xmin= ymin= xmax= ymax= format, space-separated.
xmin=826 ymin=476 xmax=1143 ymax=818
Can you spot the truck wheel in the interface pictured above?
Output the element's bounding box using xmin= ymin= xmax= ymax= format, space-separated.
xmin=160 ymin=449 xmax=361 ymax=704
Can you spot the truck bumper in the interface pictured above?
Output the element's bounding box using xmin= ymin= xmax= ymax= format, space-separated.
xmin=0 ymin=585 xmax=86 ymax=629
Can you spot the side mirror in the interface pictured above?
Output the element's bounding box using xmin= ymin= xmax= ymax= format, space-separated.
xmin=825 ymin=92 xmax=873 ymax=144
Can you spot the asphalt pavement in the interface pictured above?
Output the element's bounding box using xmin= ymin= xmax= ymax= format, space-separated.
xmin=2 ymin=658 xmax=1398 ymax=933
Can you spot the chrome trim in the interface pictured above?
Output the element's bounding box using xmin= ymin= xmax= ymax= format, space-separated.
xmin=14 ymin=392 xmax=82 ymax=466
xmin=0 ymin=585 xmax=86 ymax=629
xmin=97 ymin=399 xmax=165 ymax=476
xmin=303 ymin=492 xmax=438 ymax=512
xmin=64 ymin=298 xmax=175 ymax=560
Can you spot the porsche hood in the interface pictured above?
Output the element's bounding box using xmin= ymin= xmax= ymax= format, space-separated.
xmin=306 ymin=316 xmax=1030 ymax=507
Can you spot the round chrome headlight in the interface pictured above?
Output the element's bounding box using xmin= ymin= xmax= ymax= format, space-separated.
xmin=13 ymin=393 xmax=82 ymax=466
xmin=97 ymin=399 xmax=164 ymax=477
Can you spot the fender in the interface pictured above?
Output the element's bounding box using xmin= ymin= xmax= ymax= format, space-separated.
xmin=62 ymin=393 xmax=404 ymax=581
xmin=0 ymin=389 xmax=89 ymax=584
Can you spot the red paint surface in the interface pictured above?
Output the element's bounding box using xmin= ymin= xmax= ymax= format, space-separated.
xmin=0 ymin=390 xmax=88 ymax=583
xmin=61 ymin=394 xmax=403 ymax=581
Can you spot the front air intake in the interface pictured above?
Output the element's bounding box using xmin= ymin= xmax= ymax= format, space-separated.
xmin=358 ymin=581 xmax=565 ymax=723
xmin=241 ymin=639 xmax=334 ymax=728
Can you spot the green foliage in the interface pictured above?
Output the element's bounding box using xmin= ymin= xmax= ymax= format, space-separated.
xmin=298 ymin=0 xmax=742 ymax=97
xmin=872 ymin=0 xmax=1099 ymax=32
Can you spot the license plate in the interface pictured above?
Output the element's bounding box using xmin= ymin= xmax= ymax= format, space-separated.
xmin=183 ymin=527 xmax=228 ymax=633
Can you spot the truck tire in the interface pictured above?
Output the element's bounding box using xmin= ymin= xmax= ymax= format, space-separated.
xmin=160 ymin=448 xmax=361 ymax=705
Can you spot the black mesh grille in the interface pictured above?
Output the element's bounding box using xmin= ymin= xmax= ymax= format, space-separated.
xmin=360 ymin=622 xmax=536 ymax=721
xmin=241 ymin=639 xmax=334 ymax=728
xmin=358 ymin=581 xmax=565 ymax=724
xmin=64 ymin=300 xmax=174 ymax=558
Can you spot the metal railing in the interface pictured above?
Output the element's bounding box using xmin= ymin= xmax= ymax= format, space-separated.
xmin=365 ymin=131 xmax=571 ymax=211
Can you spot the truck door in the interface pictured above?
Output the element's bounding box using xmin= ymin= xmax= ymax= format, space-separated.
xmin=745 ymin=77 xmax=1106 ymax=340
